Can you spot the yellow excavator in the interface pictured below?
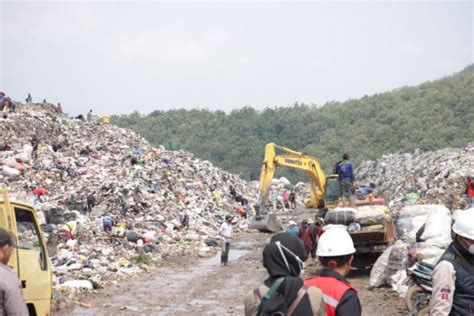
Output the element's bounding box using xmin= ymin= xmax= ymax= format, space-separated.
xmin=251 ymin=143 xmax=341 ymax=232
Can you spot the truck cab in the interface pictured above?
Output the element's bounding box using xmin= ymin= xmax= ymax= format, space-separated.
xmin=0 ymin=186 xmax=52 ymax=316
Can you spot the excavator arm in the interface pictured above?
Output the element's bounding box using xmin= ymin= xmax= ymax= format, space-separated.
xmin=258 ymin=143 xmax=327 ymax=210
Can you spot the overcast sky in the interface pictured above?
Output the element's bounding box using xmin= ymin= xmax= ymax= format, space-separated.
xmin=0 ymin=1 xmax=472 ymax=116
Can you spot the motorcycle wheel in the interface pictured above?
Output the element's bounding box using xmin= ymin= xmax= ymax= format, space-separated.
xmin=406 ymin=285 xmax=422 ymax=311
xmin=417 ymin=306 xmax=430 ymax=316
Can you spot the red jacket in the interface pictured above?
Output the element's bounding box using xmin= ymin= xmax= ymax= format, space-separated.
xmin=467 ymin=178 xmax=474 ymax=198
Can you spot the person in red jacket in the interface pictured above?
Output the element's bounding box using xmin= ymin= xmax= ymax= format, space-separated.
xmin=304 ymin=228 xmax=362 ymax=316
xmin=466 ymin=176 xmax=474 ymax=207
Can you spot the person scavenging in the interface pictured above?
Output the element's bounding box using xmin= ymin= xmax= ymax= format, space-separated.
xmin=244 ymin=232 xmax=325 ymax=316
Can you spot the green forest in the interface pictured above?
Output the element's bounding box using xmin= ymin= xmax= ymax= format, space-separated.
xmin=112 ymin=65 xmax=474 ymax=183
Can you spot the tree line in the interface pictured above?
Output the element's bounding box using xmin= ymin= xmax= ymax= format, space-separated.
xmin=112 ymin=65 xmax=474 ymax=183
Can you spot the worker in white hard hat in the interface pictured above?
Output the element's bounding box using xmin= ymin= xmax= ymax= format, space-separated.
xmin=431 ymin=208 xmax=474 ymax=315
xmin=304 ymin=227 xmax=361 ymax=316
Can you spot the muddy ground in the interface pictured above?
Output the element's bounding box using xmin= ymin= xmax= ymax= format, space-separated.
xmin=58 ymin=229 xmax=405 ymax=315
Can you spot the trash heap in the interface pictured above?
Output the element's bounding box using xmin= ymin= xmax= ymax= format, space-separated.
xmin=0 ymin=102 xmax=257 ymax=301
xmin=356 ymin=143 xmax=474 ymax=210
xmin=360 ymin=144 xmax=474 ymax=296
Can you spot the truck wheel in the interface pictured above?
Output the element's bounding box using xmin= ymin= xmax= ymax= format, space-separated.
xmin=417 ymin=306 xmax=430 ymax=316
xmin=406 ymin=285 xmax=422 ymax=311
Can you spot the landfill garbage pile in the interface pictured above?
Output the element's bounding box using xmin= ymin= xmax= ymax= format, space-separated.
xmin=356 ymin=143 xmax=474 ymax=210
xmin=357 ymin=146 xmax=474 ymax=296
xmin=0 ymin=102 xmax=257 ymax=304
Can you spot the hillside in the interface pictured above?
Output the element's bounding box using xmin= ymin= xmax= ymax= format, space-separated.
xmin=113 ymin=65 xmax=473 ymax=182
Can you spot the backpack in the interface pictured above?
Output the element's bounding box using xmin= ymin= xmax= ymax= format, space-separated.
xmin=254 ymin=277 xmax=308 ymax=316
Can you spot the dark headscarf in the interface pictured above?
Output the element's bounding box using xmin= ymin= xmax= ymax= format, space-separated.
xmin=259 ymin=232 xmax=312 ymax=315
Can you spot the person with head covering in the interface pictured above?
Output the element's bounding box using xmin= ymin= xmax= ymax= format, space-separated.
xmin=286 ymin=220 xmax=298 ymax=237
xmin=244 ymin=233 xmax=325 ymax=316
xmin=304 ymin=228 xmax=361 ymax=316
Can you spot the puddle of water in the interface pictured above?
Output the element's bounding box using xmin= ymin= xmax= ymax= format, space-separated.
xmin=200 ymin=250 xmax=249 ymax=266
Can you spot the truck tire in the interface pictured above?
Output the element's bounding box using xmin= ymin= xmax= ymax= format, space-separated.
xmin=406 ymin=285 xmax=422 ymax=311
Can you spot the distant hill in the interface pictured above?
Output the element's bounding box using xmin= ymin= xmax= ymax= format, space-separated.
xmin=112 ymin=64 xmax=474 ymax=182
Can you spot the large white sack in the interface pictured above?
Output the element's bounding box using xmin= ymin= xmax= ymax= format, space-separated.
xmin=420 ymin=206 xmax=451 ymax=241
xmin=2 ymin=165 xmax=21 ymax=177
xmin=398 ymin=204 xmax=446 ymax=218
xmin=370 ymin=245 xmax=393 ymax=287
xmin=397 ymin=215 xmax=428 ymax=242
xmin=4 ymin=157 xmax=17 ymax=168
xmin=386 ymin=240 xmax=409 ymax=286
xmin=355 ymin=206 xmax=387 ymax=226
xmin=59 ymin=280 xmax=93 ymax=290
xmin=425 ymin=236 xmax=452 ymax=249
xmin=279 ymin=177 xmax=291 ymax=186
xmin=417 ymin=246 xmax=445 ymax=261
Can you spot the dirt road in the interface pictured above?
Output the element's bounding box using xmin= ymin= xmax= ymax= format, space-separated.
xmin=59 ymin=230 xmax=405 ymax=315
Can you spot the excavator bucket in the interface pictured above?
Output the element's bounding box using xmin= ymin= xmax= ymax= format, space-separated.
xmin=250 ymin=206 xmax=282 ymax=233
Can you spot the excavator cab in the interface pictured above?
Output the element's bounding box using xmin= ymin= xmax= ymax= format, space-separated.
xmin=324 ymin=175 xmax=342 ymax=209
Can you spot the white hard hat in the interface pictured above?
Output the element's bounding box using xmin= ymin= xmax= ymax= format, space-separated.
xmin=317 ymin=227 xmax=356 ymax=257
xmin=288 ymin=220 xmax=297 ymax=226
xmin=452 ymin=208 xmax=474 ymax=240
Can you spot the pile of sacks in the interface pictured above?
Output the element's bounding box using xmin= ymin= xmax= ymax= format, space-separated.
xmin=324 ymin=205 xmax=390 ymax=233
xmin=370 ymin=204 xmax=457 ymax=295
xmin=0 ymin=102 xmax=257 ymax=298
xmin=356 ymin=143 xmax=474 ymax=210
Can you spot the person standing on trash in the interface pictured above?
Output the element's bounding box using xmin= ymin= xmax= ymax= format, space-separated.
xmin=430 ymin=208 xmax=474 ymax=315
xmin=0 ymin=228 xmax=29 ymax=315
xmin=0 ymin=92 xmax=6 ymax=107
xmin=87 ymin=109 xmax=93 ymax=122
xmin=335 ymin=153 xmax=356 ymax=207
xmin=244 ymin=232 xmax=325 ymax=316
xmin=56 ymin=103 xmax=63 ymax=114
xmin=289 ymin=190 xmax=296 ymax=209
xmin=282 ymin=190 xmax=290 ymax=209
xmin=465 ymin=176 xmax=474 ymax=207
xmin=30 ymin=135 xmax=39 ymax=160
xmin=25 ymin=93 xmax=32 ymax=103
xmin=305 ymin=228 xmax=362 ymax=316
xmin=85 ymin=192 xmax=96 ymax=214
xmin=219 ymin=215 xmax=233 ymax=266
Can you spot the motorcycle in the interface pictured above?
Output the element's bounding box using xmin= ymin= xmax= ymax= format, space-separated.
xmin=404 ymin=261 xmax=433 ymax=316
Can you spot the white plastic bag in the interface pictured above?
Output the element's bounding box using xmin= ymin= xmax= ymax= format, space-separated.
xmin=420 ymin=206 xmax=451 ymax=241
xmin=398 ymin=204 xmax=445 ymax=218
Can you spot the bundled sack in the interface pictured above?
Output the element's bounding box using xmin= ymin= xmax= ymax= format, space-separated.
xmin=386 ymin=240 xmax=408 ymax=286
xmin=370 ymin=245 xmax=393 ymax=287
xmin=355 ymin=205 xmax=388 ymax=226
xmin=397 ymin=204 xmax=445 ymax=218
xmin=420 ymin=205 xmax=451 ymax=241
xmin=417 ymin=245 xmax=445 ymax=261
xmin=325 ymin=207 xmax=356 ymax=225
